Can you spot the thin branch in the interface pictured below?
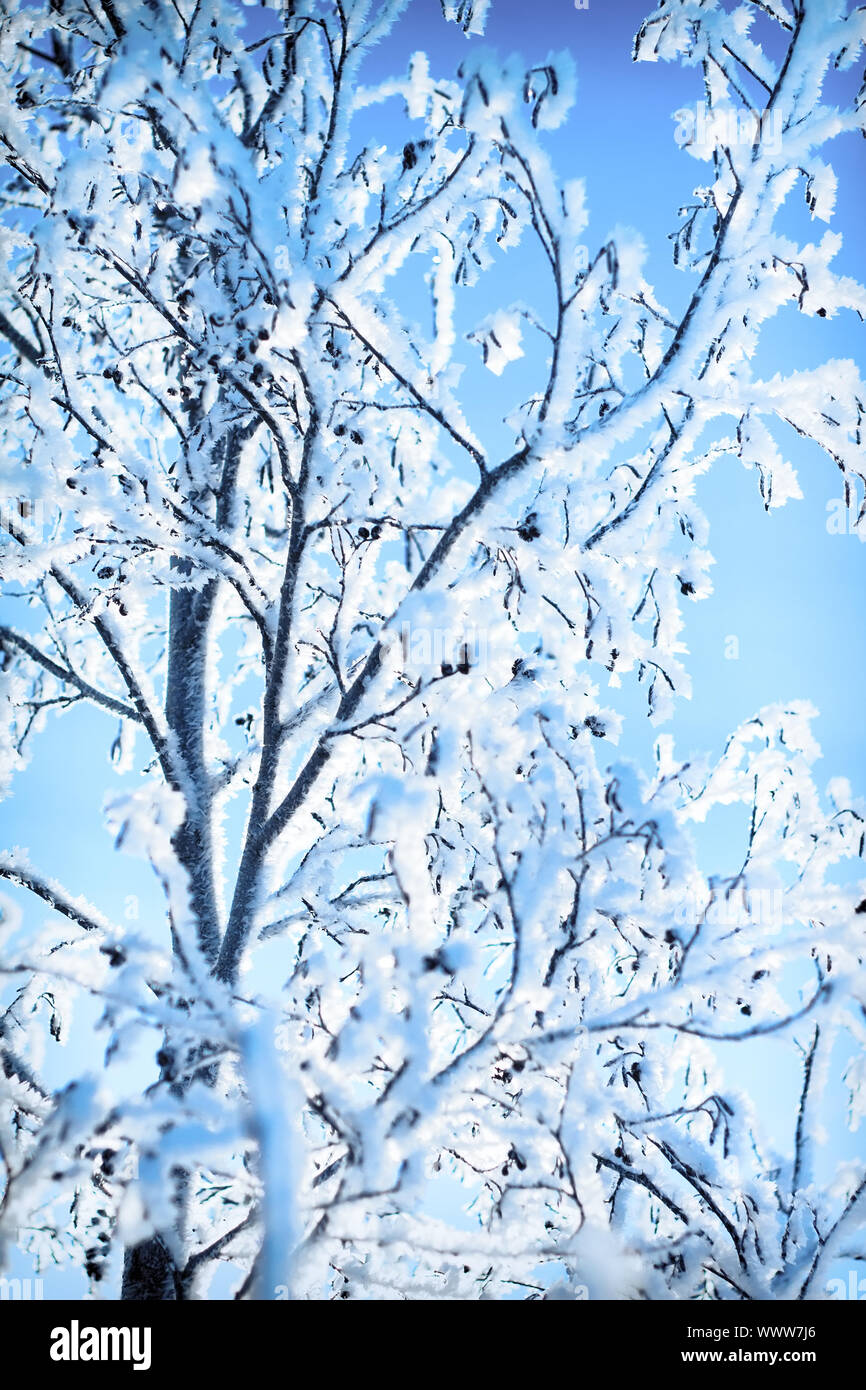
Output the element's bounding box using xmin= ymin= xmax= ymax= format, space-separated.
xmin=0 ymin=626 xmax=141 ymax=722
xmin=0 ymin=857 xmax=115 ymax=936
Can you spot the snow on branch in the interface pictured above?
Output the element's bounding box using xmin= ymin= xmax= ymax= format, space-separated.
xmin=0 ymin=0 xmax=864 ymax=1302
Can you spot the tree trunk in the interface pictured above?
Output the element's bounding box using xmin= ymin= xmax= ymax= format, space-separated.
xmin=121 ymin=1236 xmax=182 ymax=1301
xmin=121 ymin=574 xmax=218 ymax=1299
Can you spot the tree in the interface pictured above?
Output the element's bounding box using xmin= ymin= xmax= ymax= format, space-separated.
xmin=0 ymin=0 xmax=865 ymax=1301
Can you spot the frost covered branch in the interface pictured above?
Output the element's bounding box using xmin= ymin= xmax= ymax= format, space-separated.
xmin=0 ymin=0 xmax=864 ymax=1303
